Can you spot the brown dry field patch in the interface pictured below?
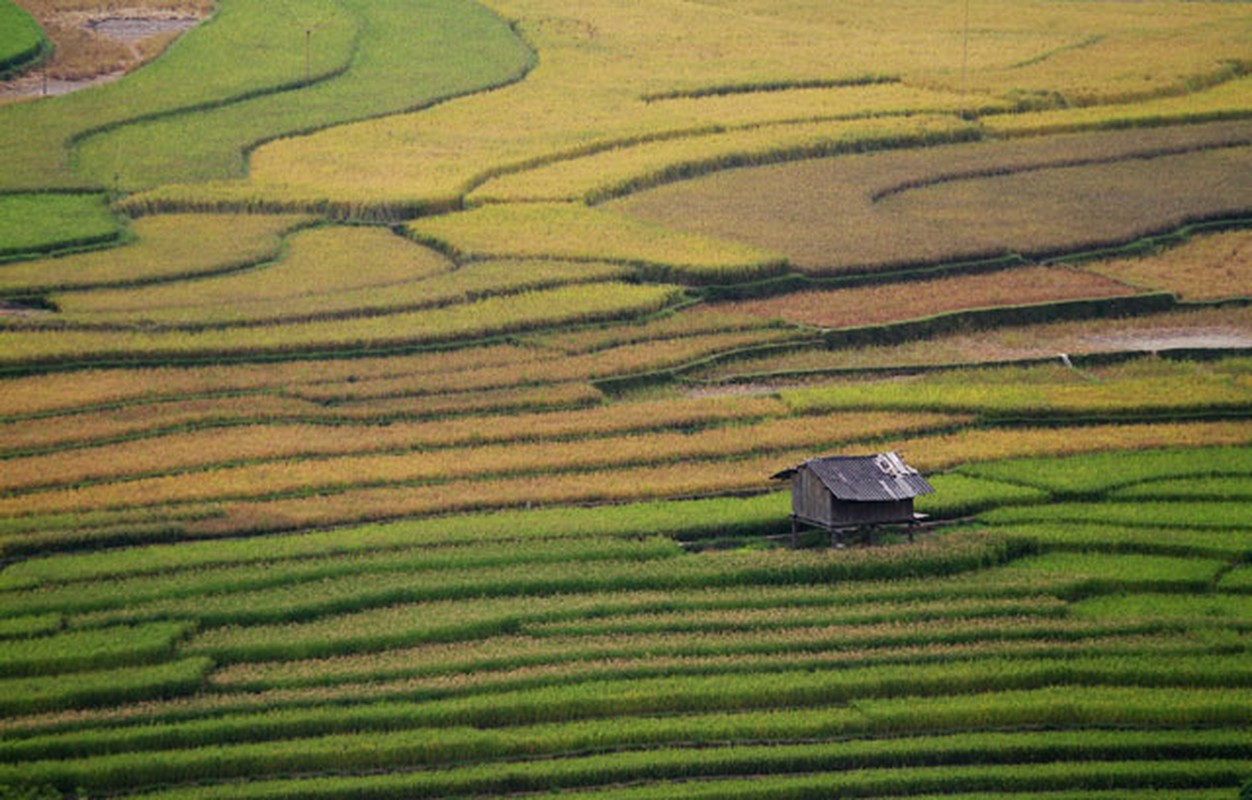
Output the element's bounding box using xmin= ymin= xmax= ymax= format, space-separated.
xmin=690 ymin=306 xmax=1252 ymax=380
xmin=5 ymin=0 xmax=209 ymax=95
xmin=1080 ymin=229 xmax=1252 ymax=302
xmin=608 ymin=120 xmax=1252 ymax=275
xmin=711 ymin=266 xmax=1140 ymax=330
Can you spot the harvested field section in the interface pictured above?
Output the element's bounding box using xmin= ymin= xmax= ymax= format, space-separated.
xmin=714 ymin=267 xmax=1141 ymax=330
xmin=1079 ymin=229 xmax=1252 ymax=301
xmin=689 ymin=306 xmax=1252 ymax=380
xmin=609 ymin=120 xmax=1252 ymax=274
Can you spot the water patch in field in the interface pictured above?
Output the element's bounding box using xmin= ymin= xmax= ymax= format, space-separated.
xmin=87 ymin=16 xmax=200 ymax=43
xmin=1084 ymin=330 xmax=1252 ymax=352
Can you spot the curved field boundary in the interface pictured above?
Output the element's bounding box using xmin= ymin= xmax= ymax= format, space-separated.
xmin=692 ymin=347 xmax=1252 ymax=391
xmin=607 ymin=120 xmax=1252 ymax=275
xmin=83 ymin=0 xmax=536 ymax=194
xmin=640 ymin=75 xmax=901 ymax=103
xmin=0 ymin=0 xmax=47 ymax=79
xmin=0 ymin=191 xmax=125 ymax=263
xmin=0 ymin=0 xmax=360 ymax=191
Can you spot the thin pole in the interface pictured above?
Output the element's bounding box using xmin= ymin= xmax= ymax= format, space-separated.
xmin=304 ymin=28 xmax=311 ymax=85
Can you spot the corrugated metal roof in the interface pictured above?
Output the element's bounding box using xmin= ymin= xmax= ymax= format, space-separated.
xmin=773 ymin=452 xmax=935 ymax=502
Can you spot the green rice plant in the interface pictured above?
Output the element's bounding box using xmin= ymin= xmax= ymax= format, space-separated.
xmin=523 ymin=595 xmax=1067 ymax=637
xmin=1220 ymin=567 xmax=1252 ymax=593
xmin=991 ymin=523 xmax=1252 ymax=560
xmin=995 ymin=552 xmax=1227 ymax=593
xmin=7 ymin=724 xmax=1252 ymax=795
xmin=0 ymin=657 xmax=212 ymax=717
xmin=207 ymin=629 xmax=1204 ymax=695
xmin=547 ymin=763 xmax=1251 ymax=800
xmin=981 ymin=501 xmax=1252 ymax=530
xmin=75 ymin=0 xmax=535 ymax=193
xmin=405 ymin=202 xmax=787 ymax=284
xmin=1110 ymin=476 xmax=1252 ymax=501
xmin=782 ymin=369 xmax=1252 ymax=419
xmin=170 ymin=534 xmax=1025 ymax=661
xmin=960 ymin=446 xmax=1252 ymax=496
xmin=0 ymin=282 xmax=683 ymax=367
xmin=0 ymin=621 xmax=191 ymax=677
xmin=0 ymin=537 xmax=685 ymax=622
xmin=0 ymin=214 xmax=307 ymax=296
xmin=0 ymin=0 xmax=358 ymax=191
xmin=0 ymin=1 xmax=45 ymax=77
xmin=0 ymin=494 xmax=790 ymax=588
xmin=0 ymin=614 xmax=60 ymax=639
xmin=856 ymin=685 xmax=1252 ymax=732
xmin=915 ymin=473 xmax=1051 ymax=517
xmin=1072 ymin=593 xmax=1252 ymax=624
xmin=0 ymin=194 xmax=120 ymax=261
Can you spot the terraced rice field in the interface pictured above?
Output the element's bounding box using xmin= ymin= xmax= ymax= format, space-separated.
xmin=1 ymin=0 xmax=1251 ymax=797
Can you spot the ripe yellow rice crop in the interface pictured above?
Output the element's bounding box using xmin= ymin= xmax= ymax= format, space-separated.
xmin=714 ymin=266 xmax=1140 ymax=330
xmin=145 ymin=0 xmax=1251 ymax=214
xmin=0 ymin=396 xmax=788 ymax=491
xmin=0 ymin=214 xmax=308 ymax=294
xmin=984 ymin=76 xmax=1252 ymax=138
xmin=291 ymin=330 xmax=801 ymax=403
xmin=405 ymin=203 xmax=785 ymax=283
xmin=468 ymin=115 xmax=975 ymax=204
xmin=0 ymin=283 xmax=683 ymax=365
xmin=0 ymin=411 xmax=962 ymax=514
xmin=53 ymin=226 xmax=454 ymax=323
xmin=322 ymin=383 xmax=604 ymax=422
xmin=0 ymin=343 xmax=561 ymax=418
xmin=166 ymin=417 xmax=1252 ymax=536
xmin=1080 ymin=229 xmax=1252 ymax=302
